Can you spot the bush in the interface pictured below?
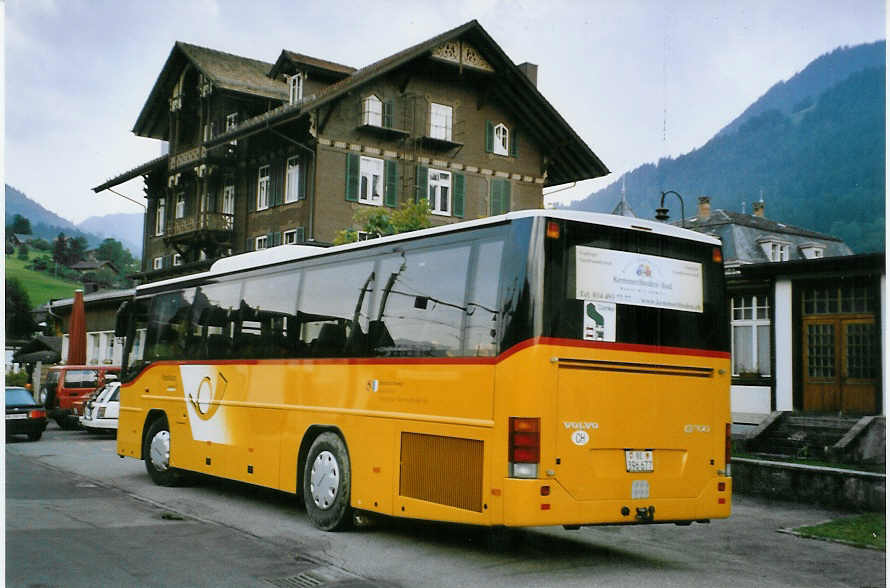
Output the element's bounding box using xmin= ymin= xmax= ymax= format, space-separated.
xmin=31 ymin=238 xmax=52 ymax=251
xmin=16 ymin=243 xmax=29 ymax=260
xmin=30 ymin=255 xmax=52 ymax=271
xmin=4 ymin=371 xmax=29 ymax=387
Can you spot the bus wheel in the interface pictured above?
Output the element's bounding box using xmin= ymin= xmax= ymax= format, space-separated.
xmin=303 ymin=432 xmax=352 ymax=531
xmin=143 ymin=418 xmax=184 ymax=487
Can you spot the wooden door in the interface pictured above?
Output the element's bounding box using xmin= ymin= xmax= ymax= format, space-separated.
xmin=803 ymin=317 xmax=877 ymax=413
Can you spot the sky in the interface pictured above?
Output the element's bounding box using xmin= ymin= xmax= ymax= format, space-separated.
xmin=4 ymin=0 xmax=886 ymax=224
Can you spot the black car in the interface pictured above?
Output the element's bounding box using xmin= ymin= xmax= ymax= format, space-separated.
xmin=6 ymin=386 xmax=48 ymax=441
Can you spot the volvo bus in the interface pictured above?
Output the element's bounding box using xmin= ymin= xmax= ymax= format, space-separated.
xmin=115 ymin=210 xmax=731 ymax=531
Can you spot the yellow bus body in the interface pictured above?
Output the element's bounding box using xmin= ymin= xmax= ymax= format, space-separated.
xmin=118 ymin=338 xmax=731 ymax=527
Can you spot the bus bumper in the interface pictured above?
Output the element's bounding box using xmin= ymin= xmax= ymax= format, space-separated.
xmin=500 ymin=477 xmax=732 ymax=527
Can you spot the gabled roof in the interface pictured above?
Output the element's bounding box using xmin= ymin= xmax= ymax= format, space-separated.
xmin=93 ymin=154 xmax=168 ymax=193
xmin=269 ymin=50 xmax=356 ymax=80
xmin=133 ymin=42 xmax=287 ymax=139
xmin=207 ymin=20 xmax=609 ymax=186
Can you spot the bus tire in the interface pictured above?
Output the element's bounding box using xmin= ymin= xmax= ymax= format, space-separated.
xmin=303 ymin=432 xmax=352 ymax=531
xmin=143 ymin=417 xmax=185 ymax=487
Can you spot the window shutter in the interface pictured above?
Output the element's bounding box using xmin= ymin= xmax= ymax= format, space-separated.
xmin=273 ymin=231 xmax=282 ymax=246
xmin=453 ymin=173 xmax=465 ymax=218
xmin=248 ymin=174 xmax=256 ymax=212
xmin=345 ymin=153 xmax=359 ymax=202
xmin=503 ymin=180 xmax=511 ymax=212
xmin=414 ymin=165 xmax=428 ymax=203
xmin=270 ymin=160 xmax=281 ymax=207
xmin=383 ymin=99 xmax=394 ymax=128
xmin=490 ymin=180 xmax=501 ymax=215
xmin=510 ymin=128 xmax=519 ymax=158
xmin=384 ymin=159 xmax=398 ymax=207
xmin=245 ymin=238 xmax=253 ymax=252
xmin=485 ymin=120 xmax=493 ymax=153
xmin=296 ymin=226 xmax=305 ymax=243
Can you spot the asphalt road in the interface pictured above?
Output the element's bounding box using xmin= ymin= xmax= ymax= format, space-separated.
xmin=5 ymin=424 xmax=885 ymax=588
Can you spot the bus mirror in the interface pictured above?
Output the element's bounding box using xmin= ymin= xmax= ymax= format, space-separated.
xmin=115 ymin=301 xmax=132 ymax=337
xmin=414 ymin=296 xmax=429 ymax=310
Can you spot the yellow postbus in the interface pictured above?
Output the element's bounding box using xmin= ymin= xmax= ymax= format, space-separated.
xmin=115 ymin=210 xmax=731 ymax=531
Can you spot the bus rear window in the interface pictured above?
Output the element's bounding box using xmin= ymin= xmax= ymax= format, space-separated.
xmin=544 ymin=220 xmax=728 ymax=352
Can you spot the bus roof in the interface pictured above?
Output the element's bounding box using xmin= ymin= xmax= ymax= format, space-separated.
xmin=137 ymin=210 xmax=720 ymax=292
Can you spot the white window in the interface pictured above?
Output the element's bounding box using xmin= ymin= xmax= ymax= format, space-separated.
xmin=257 ymin=165 xmax=270 ymax=210
xmin=760 ymin=240 xmax=790 ymax=262
xmin=289 ymin=73 xmax=303 ymax=104
xmin=362 ymin=95 xmax=383 ymax=126
xmin=255 ymin=235 xmax=268 ymax=250
xmin=203 ymin=122 xmax=215 ymax=142
xmin=283 ymin=229 xmax=297 ymax=244
xmin=430 ymin=103 xmax=453 ymax=141
xmin=428 ymin=169 xmax=451 ymax=216
xmin=493 ymin=123 xmax=509 ymax=156
xmin=152 ymin=257 xmax=163 ymax=270
xmin=359 ymin=156 xmax=384 ymax=205
xmin=285 ymin=156 xmax=301 ymax=203
xmin=731 ymin=294 xmax=771 ymax=376
xmin=175 ymin=192 xmax=186 ymax=219
xmin=173 ymin=253 xmax=182 ymax=266
xmin=225 ymin=113 xmax=238 ymax=145
xmin=102 ymin=332 xmax=114 ymax=364
xmin=155 ymin=198 xmax=166 ymax=236
xmin=222 ymin=185 xmax=235 ymax=215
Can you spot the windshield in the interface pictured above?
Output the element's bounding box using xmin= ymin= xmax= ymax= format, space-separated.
xmin=543 ymin=218 xmax=729 ymax=352
xmin=6 ymin=388 xmax=36 ymax=407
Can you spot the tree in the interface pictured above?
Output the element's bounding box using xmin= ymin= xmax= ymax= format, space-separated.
xmin=334 ymin=200 xmax=433 ymax=245
xmin=5 ymin=278 xmax=37 ymax=340
xmin=52 ymin=233 xmax=68 ymax=265
xmin=16 ymin=243 xmax=29 ymax=261
xmin=95 ymin=238 xmax=137 ymax=273
xmin=9 ymin=214 xmax=32 ymax=235
xmin=68 ymin=236 xmax=88 ymax=265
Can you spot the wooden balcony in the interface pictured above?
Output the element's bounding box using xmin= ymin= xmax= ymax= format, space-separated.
xmin=168 ymin=212 xmax=234 ymax=238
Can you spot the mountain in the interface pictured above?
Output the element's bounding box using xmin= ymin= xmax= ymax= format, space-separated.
xmin=77 ymin=213 xmax=144 ymax=257
xmin=567 ymin=42 xmax=885 ymax=254
xmin=5 ymin=185 xmax=143 ymax=258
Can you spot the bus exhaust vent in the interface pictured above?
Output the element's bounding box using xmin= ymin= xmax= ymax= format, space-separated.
xmin=399 ymin=432 xmax=484 ymax=512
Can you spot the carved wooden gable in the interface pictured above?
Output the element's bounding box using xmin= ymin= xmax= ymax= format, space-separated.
xmin=431 ymin=40 xmax=494 ymax=72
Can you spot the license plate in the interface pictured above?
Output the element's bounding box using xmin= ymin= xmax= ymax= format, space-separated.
xmin=6 ymin=413 xmax=27 ymax=420
xmin=625 ymin=450 xmax=654 ymax=472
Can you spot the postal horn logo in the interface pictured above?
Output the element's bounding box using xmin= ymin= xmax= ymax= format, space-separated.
xmin=636 ymin=263 xmax=652 ymax=278
xmin=186 ymin=371 xmax=227 ymax=421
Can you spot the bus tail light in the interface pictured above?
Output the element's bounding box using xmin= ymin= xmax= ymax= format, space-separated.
xmin=724 ymin=423 xmax=732 ymax=477
xmin=509 ymin=417 xmax=540 ymax=478
xmin=28 ymin=409 xmax=46 ymax=419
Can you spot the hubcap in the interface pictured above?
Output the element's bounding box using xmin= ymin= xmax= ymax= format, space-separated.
xmin=310 ymin=450 xmax=340 ymax=510
xmin=149 ymin=430 xmax=171 ymax=472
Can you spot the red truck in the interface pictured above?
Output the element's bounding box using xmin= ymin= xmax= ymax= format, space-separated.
xmin=40 ymin=365 xmax=120 ymax=429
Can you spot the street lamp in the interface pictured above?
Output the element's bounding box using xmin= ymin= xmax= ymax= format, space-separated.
xmin=655 ymin=190 xmax=686 ymax=228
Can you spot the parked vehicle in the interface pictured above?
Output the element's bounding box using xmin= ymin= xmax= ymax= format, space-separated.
xmin=6 ymin=386 xmax=48 ymax=441
xmin=40 ymin=365 xmax=120 ymax=429
xmin=80 ymin=381 xmax=120 ymax=433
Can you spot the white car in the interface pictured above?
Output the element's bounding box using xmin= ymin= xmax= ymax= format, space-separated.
xmin=79 ymin=382 xmax=120 ymax=433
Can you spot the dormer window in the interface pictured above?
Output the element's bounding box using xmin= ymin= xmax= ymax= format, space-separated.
xmin=758 ymin=238 xmax=791 ymax=262
xmin=493 ymin=124 xmax=509 ymax=155
xmin=799 ymin=242 xmax=825 ymax=259
xmin=362 ymin=95 xmax=383 ymax=126
xmin=289 ymin=73 xmax=304 ymax=104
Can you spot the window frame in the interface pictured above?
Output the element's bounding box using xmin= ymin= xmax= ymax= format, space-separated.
xmin=255 ymin=235 xmax=269 ymax=250
xmin=429 ymin=103 xmax=453 ymax=141
xmin=152 ymin=257 xmax=163 ymax=270
xmin=155 ymin=197 xmax=166 ymax=236
xmin=493 ymin=123 xmax=509 ymax=156
xmin=427 ymin=168 xmax=452 ymax=216
xmin=362 ymin=95 xmax=383 ymax=127
xmin=225 ymin=112 xmax=239 ymax=145
xmin=257 ymin=165 xmax=271 ymax=211
xmin=285 ymin=156 xmax=301 ymax=203
xmin=731 ymin=294 xmax=771 ymax=377
xmin=173 ymin=253 xmax=183 ymax=266
xmin=359 ymin=156 xmax=384 ymax=206
xmin=289 ymin=73 xmax=304 ymax=105
xmin=174 ymin=192 xmax=186 ymax=219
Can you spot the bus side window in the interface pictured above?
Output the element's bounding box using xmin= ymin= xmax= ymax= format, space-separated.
xmin=145 ymin=289 xmax=196 ymax=361
xmin=242 ymin=273 xmax=300 ymax=359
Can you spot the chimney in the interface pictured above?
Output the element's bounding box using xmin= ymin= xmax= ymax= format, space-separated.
xmin=752 ymin=201 xmax=765 ymax=218
xmin=697 ymin=196 xmax=711 ymax=219
xmin=518 ymin=62 xmax=538 ymax=87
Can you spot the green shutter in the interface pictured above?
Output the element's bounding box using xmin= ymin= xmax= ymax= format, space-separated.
xmin=485 ymin=120 xmax=493 ymax=153
xmin=247 ymin=173 xmax=256 ymax=212
xmin=298 ymin=162 xmax=306 ymax=201
xmin=490 ymin=179 xmax=510 ymax=215
xmin=296 ymin=226 xmax=305 ymax=243
xmin=415 ymin=165 xmax=428 ymax=203
xmin=345 ymin=153 xmax=359 ymax=201
xmin=383 ymin=99 xmax=394 ymax=128
xmin=489 ymin=180 xmax=500 ymax=215
xmin=503 ymin=180 xmax=511 ymax=212
xmin=453 ymin=173 xmax=465 ymax=218
xmin=384 ymin=159 xmax=398 ymax=207
xmin=245 ymin=238 xmax=252 ymax=252
xmin=510 ymin=128 xmax=519 ymax=158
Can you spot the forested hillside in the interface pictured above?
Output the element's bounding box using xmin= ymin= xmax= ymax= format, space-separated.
xmin=568 ymin=43 xmax=885 ymax=254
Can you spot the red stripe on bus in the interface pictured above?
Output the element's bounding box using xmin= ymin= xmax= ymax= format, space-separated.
xmin=497 ymin=338 xmax=730 ymax=361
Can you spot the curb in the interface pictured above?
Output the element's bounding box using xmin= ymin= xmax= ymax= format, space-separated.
xmin=777 ymin=526 xmax=885 ymax=552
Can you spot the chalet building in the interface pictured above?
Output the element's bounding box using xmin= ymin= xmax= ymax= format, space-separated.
xmin=93 ymin=20 xmax=608 ymax=283
xmin=679 ymin=197 xmax=884 ymax=423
